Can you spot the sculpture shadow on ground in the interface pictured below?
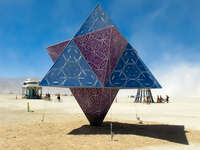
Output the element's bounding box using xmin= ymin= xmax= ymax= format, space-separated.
xmin=68 ymin=121 xmax=189 ymax=145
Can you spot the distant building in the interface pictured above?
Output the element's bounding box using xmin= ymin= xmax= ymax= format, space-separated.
xmin=22 ymin=78 xmax=42 ymax=99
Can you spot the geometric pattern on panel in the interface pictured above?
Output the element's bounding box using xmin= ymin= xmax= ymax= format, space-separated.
xmin=70 ymin=88 xmax=119 ymax=126
xmin=74 ymin=4 xmax=114 ymax=38
xmin=40 ymin=40 xmax=102 ymax=87
xmin=105 ymin=43 xmax=162 ymax=88
xmin=74 ymin=26 xmax=127 ymax=85
xmin=104 ymin=26 xmax=127 ymax=85
xmin=46 ymin=40 xmax=70 ymax=62
xmin=74 ymin=27 xmax=112 ymax=85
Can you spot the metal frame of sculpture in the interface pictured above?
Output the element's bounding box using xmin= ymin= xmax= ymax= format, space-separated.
xmin=40 ymin=4 xmax=161 ymax=126
xmin=135 ymin=89 xmax=154 ymax=103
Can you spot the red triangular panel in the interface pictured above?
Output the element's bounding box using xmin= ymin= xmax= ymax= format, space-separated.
xmin=74 ymin=27 xmax=113 ymax=85
xmin=46 ymin=40 xmax=70 ymax=62
xmin=104 ymin=27 xmax=127 ymax=85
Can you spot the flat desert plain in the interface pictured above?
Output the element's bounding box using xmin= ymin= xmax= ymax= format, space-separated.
xmin=0 ymin=94 xmax=200 ymax=150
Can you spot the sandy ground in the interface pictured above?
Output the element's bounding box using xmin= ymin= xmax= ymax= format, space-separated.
xmin=0 ymin=94 xmax=200 ymax=150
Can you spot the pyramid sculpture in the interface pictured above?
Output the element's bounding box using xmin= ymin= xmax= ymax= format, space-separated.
xmin=40 ymin=4 xmax=161 ymax=126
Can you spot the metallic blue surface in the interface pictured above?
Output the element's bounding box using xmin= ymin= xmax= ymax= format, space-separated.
xmin=74 ymin=4 xmax=114 ymax=37
xmin=40 ymin=40 xmax=102 ymax=87
xmin=105 ymin=43 xmax=161 ymax=88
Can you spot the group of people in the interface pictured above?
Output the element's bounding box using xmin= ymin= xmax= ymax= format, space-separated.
xmin=44 ymin=93 xmax=61 ymax=102
xmin=45 ymin=93 xmax=51 ymax=101
xmin=157 ymin=95 xmax=169 ymax=103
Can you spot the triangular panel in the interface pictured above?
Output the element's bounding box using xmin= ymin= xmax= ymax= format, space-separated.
xmin=40 ymin=40 xmax=102 ymax=87
xmin=46 ymin=40 xmax=70 ymax=62
xmin=105 ymin=43 xmax=161 ymax=88
xmin=74 ymin=27 xmax=112 ymax=85
xmin=104 ymin=26 xmax=127 ymax=85
xmin=71 ymin=88 xmax=119 ymax=126
xmin=74 ymin=4 xmax=114 ymax=37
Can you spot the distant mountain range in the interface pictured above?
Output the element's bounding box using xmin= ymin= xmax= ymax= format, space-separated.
xmin=0 ymin=78 xmax=25 ymax=94
xmin=0 ymin=78 xmax=71 ymax=95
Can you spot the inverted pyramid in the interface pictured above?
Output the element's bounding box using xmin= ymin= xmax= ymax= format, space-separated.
xmin=71 ymin=88 xmax=119 ymax=126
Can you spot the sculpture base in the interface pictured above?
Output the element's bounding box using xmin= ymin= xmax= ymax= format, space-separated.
xmin=89 ymin=120 xmax=103 ymax=126
xmin=86 ymin=114 xmax=106 ymax=126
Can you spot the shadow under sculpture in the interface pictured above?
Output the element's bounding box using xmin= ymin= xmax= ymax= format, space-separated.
xmin=40 ymin=4 xmax=161 ymax=126
xmin=69 ymin=122 xmax=189 ymax=145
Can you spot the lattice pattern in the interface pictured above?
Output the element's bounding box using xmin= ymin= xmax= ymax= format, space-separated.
xmin=74 ymin=27 xmax=112 ymax=84
xmin=105 ymin=43 xmax=161 ymax=88
xmin=74 ymin=5 xmax=114 ymax=37
xmin=40 ymin=40 xmax=102 ymax=87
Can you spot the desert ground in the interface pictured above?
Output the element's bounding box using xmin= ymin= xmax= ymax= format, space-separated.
xmin=0 ymin=93 xmax=200 ymax=150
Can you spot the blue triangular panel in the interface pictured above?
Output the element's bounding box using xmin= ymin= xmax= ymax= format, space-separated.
xmin=74 ymin=4 xmax=114 ymax=37
xmin=105 ymin=43 xmax=161 ymax=88
xmin=40 ymin=40 xmax=102 ymax=87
